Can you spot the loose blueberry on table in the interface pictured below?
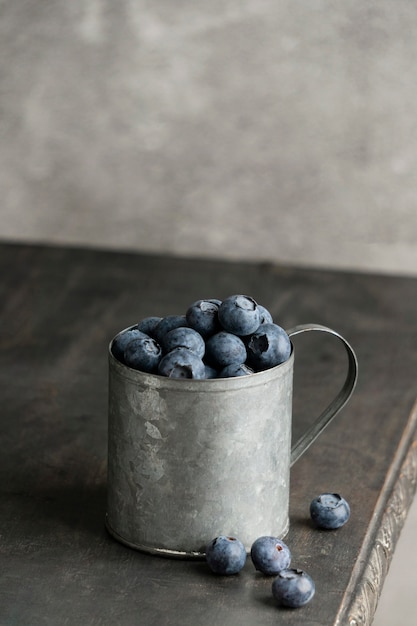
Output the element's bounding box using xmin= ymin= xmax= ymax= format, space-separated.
xmin=205 ymin=536 xmax=247 ymax=575
xmin=310 ymin=493 xmax=351 ymax=529
xmin=250 ymin=536 xmax=291 ymax=576
xmin=271 ymin=568 xmax=315 ymax=608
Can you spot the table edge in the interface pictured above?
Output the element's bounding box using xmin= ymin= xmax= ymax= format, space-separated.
xmin=336 ymin=397 xmax=417 ymax=625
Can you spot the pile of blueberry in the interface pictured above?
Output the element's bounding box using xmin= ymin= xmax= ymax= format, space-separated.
xmin=111 ymin=294 xmax=292 ymax=378
xmin=206 ymin=493 xmax=350 ymax=609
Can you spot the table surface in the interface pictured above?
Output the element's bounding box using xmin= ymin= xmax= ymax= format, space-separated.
xmin=1 ymin=241 xmax=417 ymax=626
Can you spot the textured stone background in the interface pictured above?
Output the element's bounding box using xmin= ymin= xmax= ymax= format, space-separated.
xmin=1 ymin=3 xmax=417 ymax=624
xmin=1 ymin=1 xmax=416 ymax=275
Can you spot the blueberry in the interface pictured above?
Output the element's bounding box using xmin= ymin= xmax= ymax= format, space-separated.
xmin=272 ymin=568 xmax=315 ymax=608
xmin=250 ymin=536 xmax=291 ymax=576
xmin=218 ymin=295 xmax=261 ymax=336
xmin=158 ymin=347 xmax=206 ymax=379
xmin=258 ymin=305 xmax=274 ymax=325
xmin=154 ymin=315 xmax=188 ymax=344
xmin=111 ymin=326 xmax=148 ymax=363
xmin=310 ymin=493 xmax=350 ymax=529
xmin=207 ymin=298 xmax=222 ymax=306
xmin=137 ymin=316 xmax=162 ymax=337
xmin=204 ymin=364 xmax=218 ymax=379
xmin=186 ymin=299 xmax=221 ymax=338
xmin=123 ymin=336 xmax=162 ymax=373
xmin=219 ymin=363 xmax=254 ymax=378
xmin=205 ymin=331 xmax=247 ymax=369
xmin=161 ymin=326 xmax=205 ymax=358
xmin=246 ymin=323 xmax=291 ymax=370
xmin=205 ymin=536 xmax=247 ymax=575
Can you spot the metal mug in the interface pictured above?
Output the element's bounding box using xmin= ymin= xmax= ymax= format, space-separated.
xmin=106 ymin=323 xmax=358 ymax=557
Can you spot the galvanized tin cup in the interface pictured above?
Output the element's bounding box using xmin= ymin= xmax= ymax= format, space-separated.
xmin=106 ymin=324 xmax=357 ymax=558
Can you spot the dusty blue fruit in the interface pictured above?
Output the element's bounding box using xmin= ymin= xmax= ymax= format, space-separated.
xmin=257 ymin=305 xmax=273 ymax=325
xmin=123 ymin=336 xmax=162 ymax=373
xmin=205 ymin=332 xmax=247 ymax=369
xmin=154 ymin=315 xmax=188 ymax=344
xmin=219 ymin=363 xmax=254 ymax=378
xmin=218 ymin=295 xmax=261 ymax=336
xmin=250 ymin=536 xmax=291 ymax=575
xmin=137 ymin=316 xmax=162 ymax=337
xmin=186 ymin=299 xmax=221 ymax=338
xmin=111 ymin=326 xmax=148 ymax=363
xmin=246 ymin=323 xmax=291 ymax=370
xmin=158 ymin=347 xmax=206 ymax=379
xmin=162 ymin=327 xmax=205 ymax=358
xmin=205 ymin=536 xmax=247 ymax=575
xmin=204 ymin=364 xmax=218 ymax=379
xmin=272 ymin=568 xmax=315 ymax=608
xmin=310 ymin=493 xmax=350 ymax=529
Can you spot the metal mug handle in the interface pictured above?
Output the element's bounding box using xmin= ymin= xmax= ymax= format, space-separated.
xmin=286 ymin=324 xmax=358 ymax=467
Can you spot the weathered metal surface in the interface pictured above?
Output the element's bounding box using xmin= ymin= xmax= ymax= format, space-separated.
xmin=107 ymin=344 xmax=294 ymax=555
xmin=106 ymin=324 xmax=357 ymax=556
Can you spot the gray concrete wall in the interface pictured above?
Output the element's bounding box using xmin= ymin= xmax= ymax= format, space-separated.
xmin=1 ymin=1 xmax=416 ymax=275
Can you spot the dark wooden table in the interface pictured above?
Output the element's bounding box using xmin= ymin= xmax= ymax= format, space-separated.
xmin=1 ymin=241 xmax=417 ymax=626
